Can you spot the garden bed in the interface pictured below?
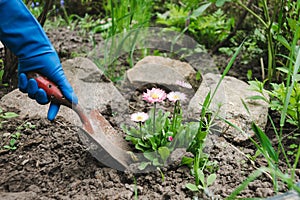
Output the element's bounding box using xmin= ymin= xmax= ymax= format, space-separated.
xmin=0 ymin=26 xmax=299 ymax=199
xmin=0 ymin=109 xmax=292 ymax=199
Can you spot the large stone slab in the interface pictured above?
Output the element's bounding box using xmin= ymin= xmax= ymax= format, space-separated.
xmin=188 ymin=73 xmax=269 ymax=142
xmin=0 ymin=57 xmax=128 ymax=126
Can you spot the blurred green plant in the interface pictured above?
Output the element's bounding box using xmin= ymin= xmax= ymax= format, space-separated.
xmin=156 ymin=2 xmax=234 ymax=48
xmin=270 ymin=82 xmax=300 ymax=127
xmin=227 ymin=26 xmax=300 ymax=196
xmin=215 ymin=0 xmax=300 ymax=82
xmin=27 ymin=0 xmax=43 ymax=17
xmin=0 ymin=59 xmax=8 ymax=87
xmin=104 ymin=0 xmax=153 ymax=37
xmin=248 ymin=23 xmax=300 ymax=130
xmin=219 ymin=28 xmax=265 ymax=65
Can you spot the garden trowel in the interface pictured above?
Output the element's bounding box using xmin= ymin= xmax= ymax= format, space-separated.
xmin=27 ymin=72 xmax=132 ymax=171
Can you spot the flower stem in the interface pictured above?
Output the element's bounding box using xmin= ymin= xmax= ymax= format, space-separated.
xmin=153 ymin=103 xmax=156 ymax=134
xmin=171 ymin=101 xmax=179 ymax=133
xmin=139 ymin=122 xmax=142 ymax=136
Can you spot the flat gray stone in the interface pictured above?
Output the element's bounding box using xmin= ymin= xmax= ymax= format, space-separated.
xmin=188 ymin=73 xmax=269 ymax=142
xmin=0 ymin=192 xmax=38 ymax=200
xmin=0 ymin=57 xmax=128 ymax=126
xmin=125 ymin=56 xmax=196 ymax=93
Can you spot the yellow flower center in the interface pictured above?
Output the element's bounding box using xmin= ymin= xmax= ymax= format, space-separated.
xmin=151 ymin=93 xmax=159 ymax=99
xmin=136 ymin=116 xmax=143 ymax=121
xmin=173 ymin=94 xmax=179 ymax=100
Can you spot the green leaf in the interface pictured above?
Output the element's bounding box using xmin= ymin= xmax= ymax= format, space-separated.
xmin=198 ymin=169 xmax=205 ymax=186
xmin=190 ymin=2 xmax=211 ymax=18
xmin=289 ymin=144 xmax=298 ymax=149
xmin=138 ymin=162 xmax=151 ymax=170
xmin=181 ymin=156 xmax=194 ymax=166
xmin=138 ymin=139 xmax=150 ymax=148
xmin=148 ymin=136 xmax=158 ymax=150
xmin=276 ymin=35 xmax=291 ymax=51
xmin=3 ymin=145 xmax=16 ymax=150
xmin=1 ymin=112 xmax=19 ymax=119
xmin=12 ymin=132 xmax=21 ymax=139
xmin=276 ymin=67 xmax=290 ymax=74
xmin=196 ymin=71 xmax=201 ymax=81
xmin=143 ymin=151 xmax=156 ymax=161
xmin=247 ymin=95 xmax=268 ymax=101
xmin=251 ymin=122 xmax=278 ymax=162
xmin=10 ymin=139 xmax=16 ymax=146
xmin=215 ymin=0 xmax=231 ymax=7
xmin=158 ymin=146 xmax=170 ymax=163
xmin=241 ymin=98 xmax=251 ymax=116
xmin=207 ymin=173 xmax=217 ymax=186
xmin=135 ymin=143 xmax=145 ymax=152
xmin=152 ymin=158 xmax=161 ymax=166
xmin=185 ymin=183 xmax=199 ymax=192
xmin=201 ymin=91 xmax=211 ymax=118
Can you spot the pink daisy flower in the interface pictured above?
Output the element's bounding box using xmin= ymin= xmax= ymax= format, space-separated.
xmin=176 ymin=80 xmax=192 ymax=89
xmin=167 ymin=136 xmax=173 ymax=142
xmin=167 ymin=91 xmax=187 ymax=102
xmin=142 ymin=88 xmax=167 ymax=103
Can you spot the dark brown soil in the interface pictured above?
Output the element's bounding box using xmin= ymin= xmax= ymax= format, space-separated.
xmin=0 ymin=27 xmax=299 ymax=200
xmin=0 ymin=107 xmax=289 ymax=200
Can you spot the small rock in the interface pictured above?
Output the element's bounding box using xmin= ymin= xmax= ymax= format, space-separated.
xmin=256 ymin=187 xmax=274 ymax=198
xmin=188 ymin=73 xmax=269 ymax=142
xmin=3 ymin=132 xmax=11 ymax=137
xmin=69 ymin=180 xmax=81 ymax=189
xmin=0 ymin=192 xmax=37 ymax=200
xmin=116 ymin=190 xmax=133 ymax=199
xmin=169 ymin=148 xmax=187 ymax=164
xmin=103 ymin=181 xmax=114 ymax=188
xmin=125 ymin=56 xmax=196 ymax=98
xmin=27 ymin=185 xmax=41 ymax=193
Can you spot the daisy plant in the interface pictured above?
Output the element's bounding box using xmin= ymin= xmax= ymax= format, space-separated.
xmin=122 ymin=83 xmax=197 ymax=169
xmin=142 ymin=88 xmax=167 ymax=133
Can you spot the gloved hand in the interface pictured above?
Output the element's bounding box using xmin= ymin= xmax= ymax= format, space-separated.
xmin=0 ymin=0 xmax=78 ymax=120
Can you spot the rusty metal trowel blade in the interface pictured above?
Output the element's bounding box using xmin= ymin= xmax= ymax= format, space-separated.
xmin=77 ymin=110 xmax=132 ymax=171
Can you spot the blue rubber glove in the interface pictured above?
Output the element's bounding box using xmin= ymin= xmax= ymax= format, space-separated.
xmin=0 ymin=0 xmax=78 ymax=121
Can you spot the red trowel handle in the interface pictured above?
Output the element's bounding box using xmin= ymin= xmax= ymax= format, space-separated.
xmin=27 ymin=72 xmax=73 ymax=108
xmin=26 ymin=72 xmax=94 ymax=134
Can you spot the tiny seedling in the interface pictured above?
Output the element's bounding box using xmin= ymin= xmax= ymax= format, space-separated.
xmin=186 ymin=169 xmax=217 ymax=196
xmin=17 ymin=122 xmax=36 ymax=130
xmin=3 ymin=132 xmax=21 ymax=151
xmin=3 ymin=138 xmax=17 ymax=150
xmin=0 ymin=108 xmax=19 ymax=129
